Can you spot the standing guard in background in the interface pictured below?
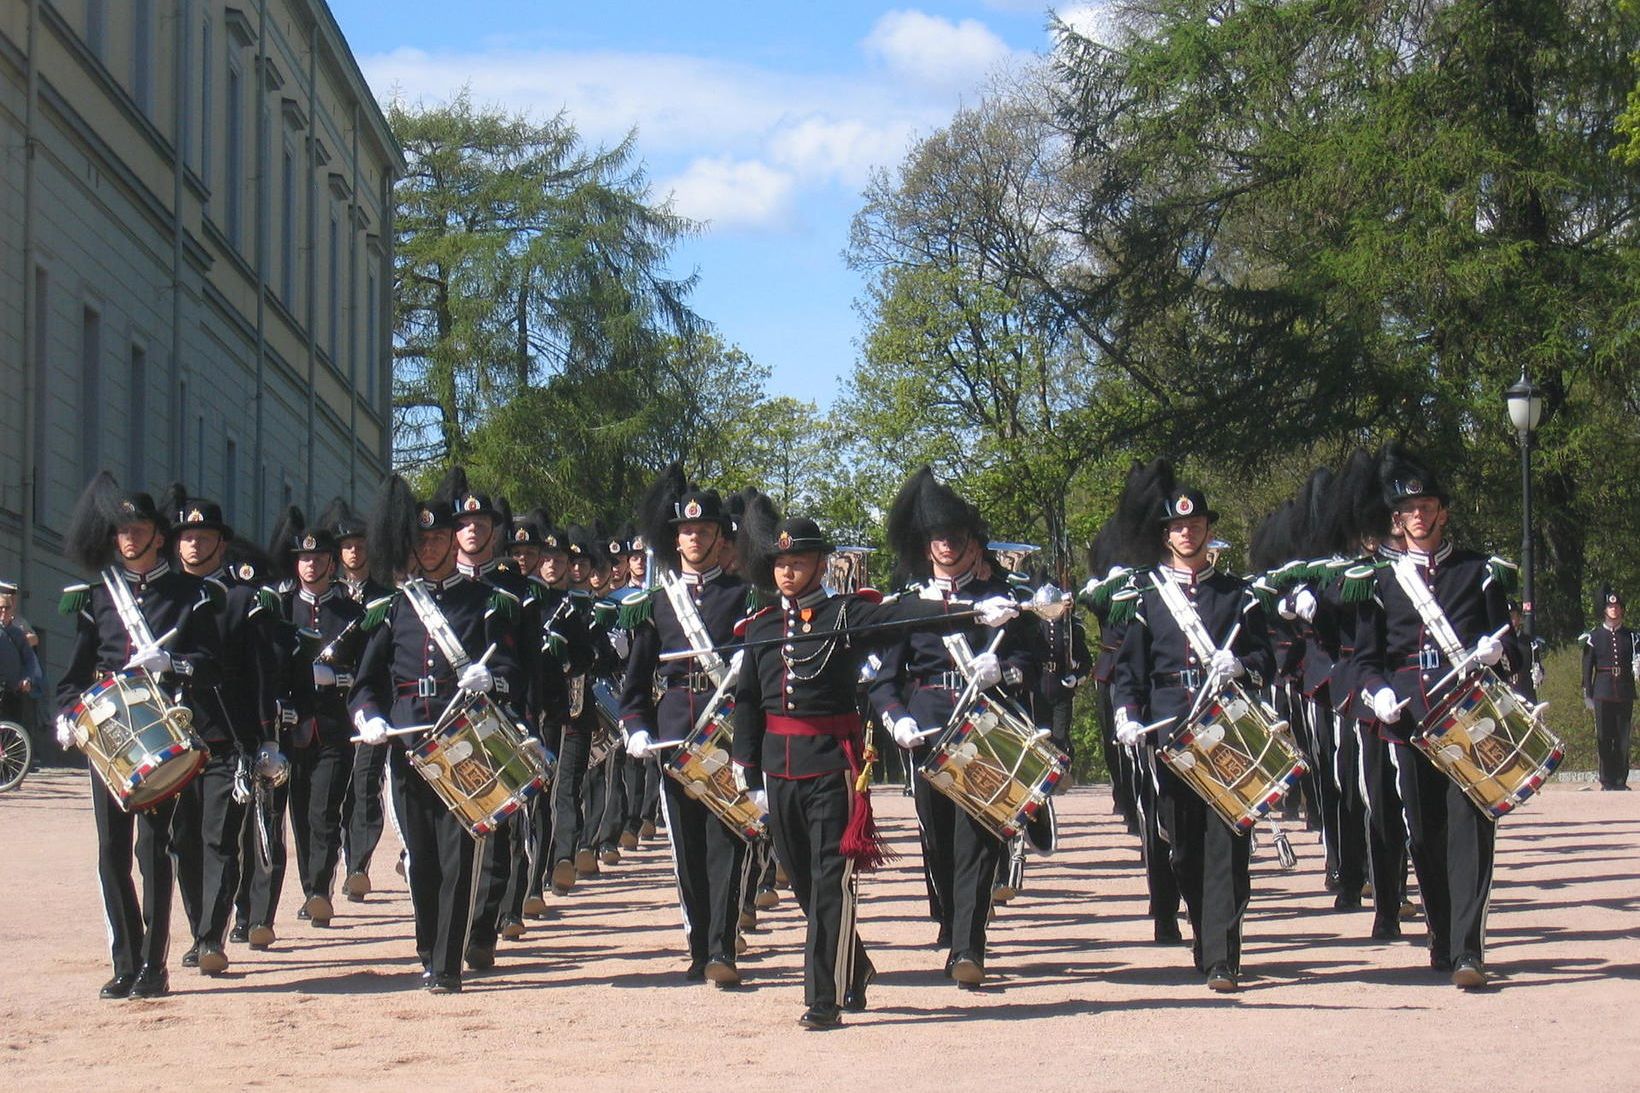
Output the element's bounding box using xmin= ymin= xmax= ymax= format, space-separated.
xmin=1352 ymin=443 xmax=1521 ymax=989
xmin=869 ymin=466 xmax=1042 ymax=989
xmin=166 ymin=489 xmax=287 ymax=978
xmin=55 ymin=475 xmax=224 ymax=1000
xmin=619 ymin=466 xmax=752 ymax=986
xmin=1581 ymin=585 xmax=1637 ymax=791
xmin=1112 ymin=465 xmax=1274 ymax=992
xmin=348 ymin=475 xmax=524 ymax=994
xmin=323 ymin=496 xmax=396 ymax=904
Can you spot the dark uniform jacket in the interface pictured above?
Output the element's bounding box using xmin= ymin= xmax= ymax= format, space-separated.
xmin=1351 ymin=542 xmax=1520 ymax=743
xmin=1112 ymin=564 xmax=1275 ymax=748
xmin=866 ymin=570 xmax=1040 ymax=736
xmin=201 ymin=565 xmax=283 ymax=749
xmin=348 ymin=572 xmax=523 ymax=742
xmin=619 ymin=566 xmax=747 ymax=743
xmin=282 ymin=585 xmax=366 ymax=746
xmin=733 ymin=586 xmax=968 ymax=790
xmin=1581 ymin=624 xmax=1638 ymax=703
xmin=56 ymin=563 xmax=227 ymax=743
xmin=1037 ymin=610 xmax=1090 ymax=708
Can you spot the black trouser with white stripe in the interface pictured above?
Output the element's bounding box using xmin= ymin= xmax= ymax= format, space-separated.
xmin=172 ymin=751 xmax=247 ymax=947
xmin=623 ymin=754 xmax=660 ymax=836
xmin=92 ymin=773 xmax=178 ymax=976
xmin=1313 ymin=699 xmax=1368 ymax=897
xmin=1094 ymin=680 xmax=1136 ymax=823
xmin=234 ymin=778 xmax=288 ymax=928
xmin=1137 ymin=747 xmax=1181 ymax=925
xmin=290 ymin=740 xmax=354 ymax=900
xmin=767 ymin=771 xmax=868 ymax=1010
xmin=1392 ymin=741 xmax=1494 ymax=963
xmin=910 ymin=743 xmax=1001 ymax=962
xmin=389 ymin=746 xmax=481 ymax=978
xmin=470 ymin=811 xmax=521 ymax=950
xmin=1595 ymin=699 xmax=1634 ymax=788
xmin=584 ymin=750 xmax=625 ymax=851
xmin=1356 ymin=720 xmax=1408 ymax=931
xmin=343 ymin=741 xmax=390 ymax=876
xmin=660 ymin=774 xmax=746 ymax=962
xmin=551 ymin=727 xmax=592 ymax=864
xmin=1157 ymin=766 xmax=1250 ymax=973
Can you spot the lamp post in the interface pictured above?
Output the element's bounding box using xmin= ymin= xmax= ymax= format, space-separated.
xmin=1505 ymin=372 xmax=1544 ymax=649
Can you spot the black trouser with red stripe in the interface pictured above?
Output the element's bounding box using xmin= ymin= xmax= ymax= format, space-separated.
xmin=92 ymin=773 xmax=178 ymax=976
xmin=767 ymin=771 xmax=868 ymax=1010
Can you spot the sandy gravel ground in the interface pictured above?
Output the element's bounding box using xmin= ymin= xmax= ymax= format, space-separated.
xmin=1 ymin=770 xmax=1636 ymax=1091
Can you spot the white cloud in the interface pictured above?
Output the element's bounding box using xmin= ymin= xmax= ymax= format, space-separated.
xmin=660 ymin=157 xmax=797 ymax=230
xmin=862 ymin=10 xmax=1016 ymax=92
xmin=767 ymin=117 xmax=920 ymax=188
xmin=1055 ymin=2 xmax=1122 ymax=45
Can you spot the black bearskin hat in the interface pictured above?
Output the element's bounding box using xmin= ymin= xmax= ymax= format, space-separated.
xmin=885 ymin=466 xmax=988 ymax=583
xmin=65 ymin=472 xmax=169 ymax=572
xmin=733 ymin=488 xmax=785 ymax=595
xmin=318 ymin=496 xmax=368 ymax=541
xmin=366 ymin=474 xmax=421 ymax=585
xmin=637 ymin=462 xmax=689 ymax=571
xmin=1378 ymin=440 xmax=1449 ymax=508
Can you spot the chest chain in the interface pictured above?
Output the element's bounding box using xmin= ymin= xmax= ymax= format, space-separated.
xmin=782 ymin=601 xmax=849 ymax=682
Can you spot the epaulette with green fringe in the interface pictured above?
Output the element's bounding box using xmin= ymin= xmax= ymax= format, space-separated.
xmin=202 ymin=577 xmax=229 ymax=612
xmin=1340 ymin=557 xmax=1387 ymax=604
xmin=1106 ymin=574 xmax=1143 ymax=626
xmin=596 ymin=586 xmax=654 ymax=631
xmin=361 ymin=593 xmax=397 ymax=631
xmin=1578 ymin=629 xmax=1593 ymax=647
xmin=254 ymin=586 xmax=281 ymax=616
xmin=487 ymin=587 xmax=521 ymax=621
xmin=746 ymin=585 xmax=771 ymax=614
xmin=59 ymin=584 xmax=92 ymax=616
xmin=1248 ymin=574 xmax=1280 ymax=615
xmin=1077 ymin=566 xmax=1132 ymax=613
xmin=1486 ymin=555 xmax=1520 ymax=596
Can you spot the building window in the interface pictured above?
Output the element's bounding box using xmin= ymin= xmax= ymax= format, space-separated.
xmin=329 ymin=212 xmax=341 ymax=365
xmin=80 ymin=307 xmax=101 ymax=478
xmin=132 ymin=0 xmax=153 ymax=113
xmin=200 ymin=19 xmax=212 ymax=178
xmin=226 ymin=64 xmax=243 ymax=246
xmin=177 ymin=379 xmax=188 ymax=481
xmin=129 ymin=345 xmax=147 ymax=478
xmin=32 ymin=268 xmax=49 ymax=522
xmin=366 ymin=270 xmax=378 ymax=407
xmin=195 ymin=413 xmax=205 ymax=483
xmin=282 ymin=143 xmax=297 ymax=304
xmin=85 ymin=0 xmax=107 ymax=59
xmin=225 ymin=438 xmax=237 ymax=522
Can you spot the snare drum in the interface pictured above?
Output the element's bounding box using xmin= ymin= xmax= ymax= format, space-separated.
xmin=409 ymin=692 xmax=548 ymax=837
xmin=1160 ymin=682 xmax=1306 ymax=833
xmin=920 ymin=695 xmax=1069 ymax=842
xmin=70 ymin=671 xmax=207 ymax=811
xmin=665 ymin=704 xmax=767 ymax=841
xmin=1417 ymin=667 xmax=1563 ymax=819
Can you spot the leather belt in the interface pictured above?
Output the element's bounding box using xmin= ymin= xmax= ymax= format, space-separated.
xmin=397 ymin=677 xmax=452 ymax=698
xmin=1155 ymin=669 xmax=1203 ymax=688
xmin=664 ymin=673 xmax=715 ymax=695
xmin=1393 ymin=650 xmax=1445 ymax=671
xmin=919 ymin=671 xmax=968 ymax=691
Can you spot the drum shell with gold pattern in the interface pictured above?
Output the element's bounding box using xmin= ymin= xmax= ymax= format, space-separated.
xmin=666 ymin=709 xmax=767 ymax=841
xmin=71 ymin=671 xmax=207 ymax=812
xmin=410 ymin=692 xmax=546 ymax=836
xmin=1416 ymin=666 xmax=1563 ymax=820
xmin=1160 ymin=681 xmax=1306 ymax=833
xmin=920 ymin=695 xmax=1068 ymax=841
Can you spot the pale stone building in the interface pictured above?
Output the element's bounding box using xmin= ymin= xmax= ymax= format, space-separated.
xmin=0 ymin=0 xmax=402 ymax=691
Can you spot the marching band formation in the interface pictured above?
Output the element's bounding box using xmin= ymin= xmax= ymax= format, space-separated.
xmin=51 ymin=442 xmax=1568 ymax=1027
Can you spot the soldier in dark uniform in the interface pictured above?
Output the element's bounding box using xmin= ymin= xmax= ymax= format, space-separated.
xmin=1353 ymin=443 xmax=1521 ymax=989
xmin=619 ymin=465 xmax=753 ymax=986
xmin=1080 ymin=523 xmax=1137 ymax=828
xmin=348 ymin=475 xmax=526 ymax=994
xmin=522 ymin=511 xmax=582 ymax=910
xmin=617 ymin=528 xmax=661 ymax=850
xmin=868 ymin=467 xmax=1041 ymax=988
xmin=584 ymin=530 xmax=632 ymax=868
xmin=166 ymin=490 xmax=287 ymax=977
xmin=1112 ymin=467 xmax=1274 ymax=992
xmin=54 ymin=474 xmax=224 ymax=999
xmin=270 ymin=509 xmax=364 ymax=938
xmin=321 ymin=496 xmax=397 ymax=904
xmin=733 ymin=501 xmax=1019 ymax=1027
xmin=1581 ymin=585 xmax=1636 ymax=790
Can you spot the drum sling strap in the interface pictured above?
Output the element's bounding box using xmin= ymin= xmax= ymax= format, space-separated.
xmin=1390 ymin=558 xmax=1468 ymax=666
xmin=661 ymin=571 xmax=730 ymax=689
xmin=102 ymin=566 xmax=160 ymax=650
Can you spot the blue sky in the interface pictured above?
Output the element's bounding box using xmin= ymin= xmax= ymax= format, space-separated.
xmin=331 ymin=2 xmax=1112 ymax=407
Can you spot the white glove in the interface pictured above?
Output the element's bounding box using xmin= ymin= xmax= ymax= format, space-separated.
xmin=458 ymin=661 xmax=494 ymax=693
xmin=610 ymin=630 xmax=632 ymax=659
xmin=974 ymin=596 xmax=1019 ymax=627
xmin=55 ymin=714 xmax=82 ymax=750
xmin=1291 ymin=588 xmax=1317 ymax=622
xmin=312 ymin=664 xmax=338 ymax=687
xmin=747 ymin=788 xmax=768 ymax=814
xmin=1532 ymin=661 xmax=1545 ymax=688
xmin=1370 ymin=687 xmax=1403 ymax=725
xmin=1473 ymin=633 xmax=1503 ymax=666
xmin=1114 ymin=708 xmax=1141 ymax=747
xmin=1081 ymin=577 xmax=1100 ymax=599
xmin=1585 ymin=695 xmax=1596 ymax=712
xmin=968 ymin=651 xmax=1003 ymax=690
xmin=255 ymin=742 xmax=290 ymax=786
xmin=520 ymin=736 xmax=553 ymax=769
xmin=891 ymin=716 xmax=921 ymax=749
xmin=625 ymin=729 xmax=654 ymax=758
xmin=232 ymin=757 xmax=253 ymax=804
xmin=124 ymin=643 xmax=172 ymax=675
xmin=354 ymin=710 xmax=390 ymax=745
xmin=1209 ymin=649 xmax=1245 ymax=679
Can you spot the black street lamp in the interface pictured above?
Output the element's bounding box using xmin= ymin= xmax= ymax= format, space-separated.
xmin=1505 ymin=372 xmax=1544 ymax=649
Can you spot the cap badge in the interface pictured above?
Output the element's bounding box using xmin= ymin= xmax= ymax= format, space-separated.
xmin=301 ymin=534 xmax=317 ymax=551
xmin=609 ymin=540 xmax=622 ymax=554
xmin=776 ymin=531 xmax=793 ymax=550
xmin=186 ymin=508 xmax=205 ymax=523
xmin=632 ymin=535 xmax=645 ymax=550
xmin=462 ymin=496 xmax=482 ymax=513
xmin=238 ymin=564 xmax=254 ymax=580
xmin=1406 ymin=479 xmax=1423 ymax=495
xmin=1174 ymin=495 xmax=1194 ymax=516
xmin=683 ymin=499 xmax=703 ymax=519
xmin=545 ymin=535 xmax=559 ymax=548
xmin=515 ymin=528 xmax=529 ymax=542
xmin=119 ymin=501 xmax=137 ymax=515
xmin=418 ymin=508 xmax=435 ymax=529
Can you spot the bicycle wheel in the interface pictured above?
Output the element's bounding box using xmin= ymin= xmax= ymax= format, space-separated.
xmin=0 ymin=721 xmax=32 ymax=792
